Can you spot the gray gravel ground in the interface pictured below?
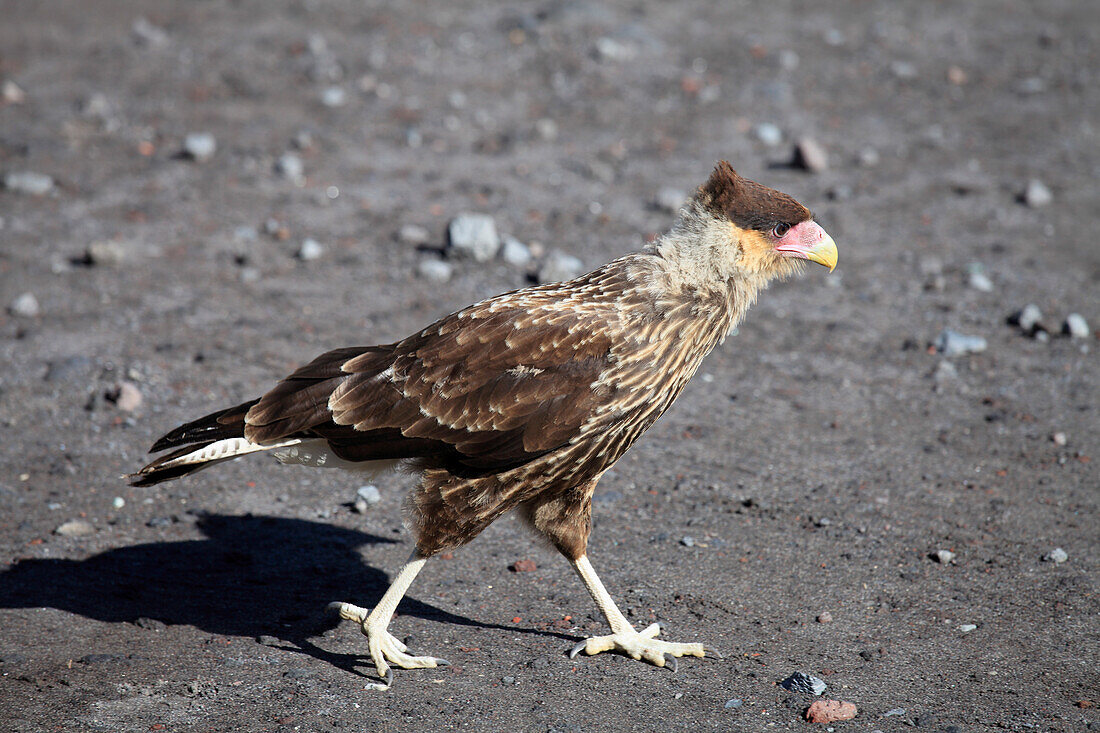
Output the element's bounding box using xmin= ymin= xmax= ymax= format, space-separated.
xmin=1 ymin=1 xmax=1097 ymax=731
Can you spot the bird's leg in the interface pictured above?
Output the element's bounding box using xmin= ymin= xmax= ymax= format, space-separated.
xmin=328 ymin=550 xmax=449 ymax=691
xmin=568 ymin=555 xmax=706 ymax=671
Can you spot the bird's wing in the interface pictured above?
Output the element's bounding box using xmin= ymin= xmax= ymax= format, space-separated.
xmin=244 ymin=294 xmax=619 ymax=476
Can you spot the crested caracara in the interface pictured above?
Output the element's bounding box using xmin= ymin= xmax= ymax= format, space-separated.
xmin=131 ymin=162 xmax=838 ymax=690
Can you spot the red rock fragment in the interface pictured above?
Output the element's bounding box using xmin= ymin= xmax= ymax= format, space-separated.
xmin=805 ymin=699 xmax=857 ymax=724
xmin=509 ymin=559 xmax=537 ymax=572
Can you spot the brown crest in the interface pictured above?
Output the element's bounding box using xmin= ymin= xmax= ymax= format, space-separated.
xmin=696 ymin=161 xmax=811 ymax=232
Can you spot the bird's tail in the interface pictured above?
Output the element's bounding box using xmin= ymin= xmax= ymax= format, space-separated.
xmin=128 ymin=399 xmax=298 ymax=486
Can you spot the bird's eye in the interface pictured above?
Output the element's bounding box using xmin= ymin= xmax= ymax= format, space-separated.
xmin=771 ymin=223 xmax=790 ymax=238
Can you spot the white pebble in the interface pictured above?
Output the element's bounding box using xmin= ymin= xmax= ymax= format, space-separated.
xmin=9 ymin=292 xmax=41 ymax=317
xmin=276 ymin=153 xmax=304 ymax=183
xmin=538 ymin=251 xmax=584 ymax=284
xmin=297 ymin=238 xmax=324 ymax=261
xmin=448 ymin=213 xmax=500 ymax=262
xmin=417 ymin=259 xmax=453 ymax=283
xmin=55 ymin=519 xmax=95 ymax=537
xmin=500 ymin=236 xmax=532 ymax=266
xmin=1043 ymin=547 xmax=1068 ymax=564
xmin=356 ymin=484 xmax=382 ymax=505
xmin=183 ymin=132 xmax=217 ymax=162
xmin=1063 ymin=313 xmax=1090 ymax=339
xmin=1022 ymin=178 xmax=1052 ymax=207
xmin=966 ymin=263 xmax=993 ymax=292
xmin=793 ymin=137 xmax=828 ymax=172
xmin=935 ymin=329 xmax=987 ymax=357
xmin=4 ymin=171 xmax=55 ymax=195
xmin=754 ymin=122 xmax=783 ymax=147
xmin=957 ymin=624 xmax=977 ymax=633
xmin=321 ymin=86 xmax=346 ymax=107
xmin=932 ymin=549 xmax=955 ymax=564
xmin=113 ymin=497 xmax=126 ymax=509
xmin=1016 ymin=303 xmax=1043 ymax=332
xmin=2 ymin=80 xmax=26 ymax=103
xmin=399 ymin=224 xmax=431 ymax=245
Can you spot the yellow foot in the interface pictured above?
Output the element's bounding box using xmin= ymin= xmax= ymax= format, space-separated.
xmin=568 ymin=622 xmax=712 ymax=672
xmin=328 ymin=601 xmax=449 ymax=691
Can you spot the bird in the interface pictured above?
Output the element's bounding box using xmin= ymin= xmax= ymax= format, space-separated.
xmin=130 ymin=161 xmax=837 ymax=690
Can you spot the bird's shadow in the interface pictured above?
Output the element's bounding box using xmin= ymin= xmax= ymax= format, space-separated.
xmin=0 ymin=513 xmax=569 ymax=676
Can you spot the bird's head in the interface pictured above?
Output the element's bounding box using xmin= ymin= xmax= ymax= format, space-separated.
xmin=657 ymin=161 xmax=837 ymax=289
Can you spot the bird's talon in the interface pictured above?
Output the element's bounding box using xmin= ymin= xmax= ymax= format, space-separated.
xmin=434 ymin=658 xmax=451 ymax=667
xmin=663 ymin=652 xmax=678 ymax=672
xmin=569 ymin=640 xmax=588 ymax=659
xmin=703 ymin=645 xmax=724 ymax=659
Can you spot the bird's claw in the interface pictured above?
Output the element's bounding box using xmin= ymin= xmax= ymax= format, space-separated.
xmin=703 ymin=645 xmax=724 ymax=659
xmin=569 ymin=639 xmax=588 ymax=659
xmin=663 ymin=652 xmax=678 ymax=673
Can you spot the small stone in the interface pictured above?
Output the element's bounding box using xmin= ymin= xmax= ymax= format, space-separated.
xmin=2 ymin=79 xmax=26 ymax=103
xmin=9 ymin=292 xmax=41 ymax=317
xmin=356 ymin=485 xmax=382 ymax=505
xmin=595 ymin=37 xmax=637 ymax=61
xmin=538 ymin=251 xmax=584 ymax=284
xmin=1013 ymin=303 xmax=1043 ymax=333
xmin=1043 ymin=547 xmax=1068 ymax=564
xmin=500 ymin=236 xmax=532 ymax=266
xmin=680 ymin=536 xmax=695 ymax=547
xmin=792 ymin=137 xmax=828 ymax=172
xmin=398 ymin=224 xmax=431 ymax=246
xmin=55 ymin=520 xmax=95 ymax=537
xmin=320 ymin=86 xmax=346 ymax=107
xmin=131 ymin=16 xmax=168 ymax=46
xmin=957 ymin=624 xmax=977 ymax=633
xmin=966 ymin=263 xmax=993 ymax=292
xmin=931 ymin=549 xmax=955 ymax=564
xmin=509 ymin=559 xmax=537 ymax=573
xmin=654 ymin=187 xmax=688 ymax=215
xmin=112 ymin=497 xmax=126 ymax=509
xmin=947 ymin=66 xmax=968 ymax=85
xmin=890 ymin=60 xmax=918 ymax=79
xmin=724 ymin=698 xmax=744 ymax=709
xmin=781 ymin=672 xmax=827 ymax=696
xmin=1063 ymin=313 xmax=1090 ymax=339
xmin=883 ymin=708 xmax=907 ymax=717
xmin=448 ymin=213 xmax=500 ymax=262
xmin=4 ymin=171 xmax=55 ymax=195
xmin=535 ymin=118 xmax=558 ymax=141
xmin=816 ymin=611 xmax=833 ymax=624
xmin=182 ymin=133 xmax=216 ymax=162
xmin=501 ymin=675 xmax=516 ymax=685
xmin=105 ymin=381 xmax=143 ymax=412
xmin=1052 ymin=432 xmax=1067 ymax=446
xmin=754 ymin=122 xmax=783 ymax=147
xmin=935 ymin=329 xmax=987 ymax=357
xmin=1021 ymin=179 xmax=1052 ymax=208
xmin=86 ymin=240 xmax=134 ymax=267
xmin=806 ymin=700 xmax=858 ymax=724
xmin=297 ymin=238 xmax=324 ymax=261
xmin=276 ymin=153 xmax=305 ymax=183
xmin=417 ymin=259 xmax=453 ymax=283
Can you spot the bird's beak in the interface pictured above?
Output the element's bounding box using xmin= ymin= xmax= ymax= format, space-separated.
xmin=775 ymin=220 xmax=838 ymax=272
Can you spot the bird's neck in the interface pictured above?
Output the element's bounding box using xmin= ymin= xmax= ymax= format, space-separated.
xmin=645 ymin=205 xmax=769 ymax=343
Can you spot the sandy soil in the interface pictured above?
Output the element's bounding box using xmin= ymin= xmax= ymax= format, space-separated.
xmin=1 ymin=1 xmax=1097 ymax=731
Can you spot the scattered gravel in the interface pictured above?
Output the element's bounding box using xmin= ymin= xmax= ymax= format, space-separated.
xmin=55 ymin=519 xmax=95 ymax=537
xmin=9 ymin=292 xmax=41 ymax=317
xmin=297 ymin=238 xmax=324 ymax=261
xmin=500 ymin=236 xmax=531 ymax=266
xmin=1043 ymin=547 xmax=1068 ymax=564
xmin=792 ymin=137 xmax=828 ymax=172
xmin=4 ymin=171 xmax=55 ymax=195
xmin=320 ymin=86 xmax=347 ymax=107
xmin=781 ymin=672 xmax=827 ymax=696
xmin=417 ymin=259 xmax=453 ymax=283
xmin=447 ymin=213 xmax=500 ymax=262
xmin=1063 ymin=313 xmax=1090 ymax=339
xmin=1012 ymin=303 xmax=1044 ymax=334
xmin=966 ymin=263 xmax=993 ymax=292
xmin=1021 ymin=178 xmax=1052 ymax=207
xmin=935 ymin=329 xmax=987 ymax=356
xmin=398 ymin=224 xmax=431 ymax=246
xmin=538 ymin=251 xmax=584 ymax=283
xmin=755 ymin=122 xmax=783 ymax=146
xmin=931 ymin=549 xmax=955 ymax=564
xmin=182 ymin=132 xmax=216 ymax=162
xmin=276 ymin=153 xmax=305 ymax=183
